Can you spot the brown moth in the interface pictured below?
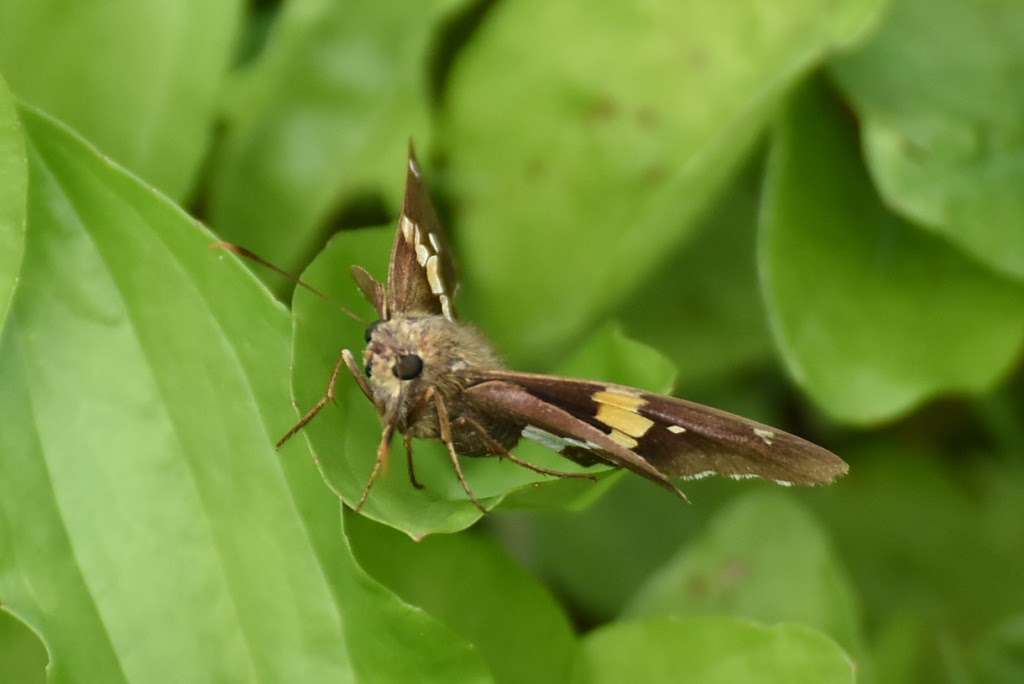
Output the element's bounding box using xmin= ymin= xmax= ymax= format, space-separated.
xmin=277 ymin=145 xmax=848 ymax=513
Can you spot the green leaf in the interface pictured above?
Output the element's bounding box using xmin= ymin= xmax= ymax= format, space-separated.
xmin=831 ymin=0 xmax=1024 ymax=281
xmin=289 ymin=224 xmax=680 ymax=537
xmin=443 ymin=0 xmax=889 ymax=364
xmin=0 ymin=1 xmax=242 ymax=200
xmin=760 ymin=79 xmax=1024 ymax=425
xmin=804 ymin=445 xmax=1024 ymax=654
xmin=347 ymin=511 xmax=577 ymax=684
xmin=625 ymin=492 xmax=866 ymax=669
xmin=572 ymin=616 xmax=855 ymax=684
xmin=491 ymin=384 xmax=788 ymax=624
xmin=0 ymin=105 xmax=489 ymax=684
xmin=492 ymin=475 xmax=719 ymax=623
xmin=0 ymin=73 xmax=26 ymax=334
xmin=0 ymin=611 xmax=46 ymax=684
xmin=208 ymin=0 xmax=466 ymax=291
xmin=972 ymin=614 xmax=1024 ymax=684
xmin=621 ymin=160 xmax=774 ymax=384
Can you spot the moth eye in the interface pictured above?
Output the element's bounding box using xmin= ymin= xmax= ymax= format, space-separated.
xmin=364 ymin=320 xmax=383 ymax=343
xmin=393 ymin=354 xmax=423 ymax=380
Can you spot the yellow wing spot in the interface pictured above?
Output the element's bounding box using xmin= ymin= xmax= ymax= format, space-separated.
xmin=593 ymin=389 xmax=645 ymax=411
xmin=608 ymin=429 xmax=639 ymax=449
xmin=596 ymin=403 xmax=653 ymax=439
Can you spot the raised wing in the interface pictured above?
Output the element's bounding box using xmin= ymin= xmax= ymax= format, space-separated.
xmin=385 ymin=143 xmax=458 ymax=320
xmin=467 ymin=369 xmax=848 ymax=488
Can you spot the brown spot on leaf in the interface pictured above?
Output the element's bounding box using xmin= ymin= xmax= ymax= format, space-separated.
xmin=687 ymin=574 xmax=709 ymax=597
xmin=688 ymin=48 xmax=708 ymax=70
xmin=586 ymin=95 xmax=620 ymax=122
xmin=636 ymin=107 xmax=661 ymax=129
xmin=643 ymin=164 xmax=668 ymax=185
xmin=526 ymin=157 xmax=547 ymax=179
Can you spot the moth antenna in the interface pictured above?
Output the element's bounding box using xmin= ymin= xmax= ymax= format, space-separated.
xmin=210 ymin=241 xmax=364 ymax=322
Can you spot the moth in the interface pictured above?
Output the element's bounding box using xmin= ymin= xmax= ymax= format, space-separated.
xmin=272 ymin=145 xmax=848 ymax=513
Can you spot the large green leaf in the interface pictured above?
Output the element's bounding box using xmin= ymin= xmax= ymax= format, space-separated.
xmin=972 ymin=614 xmax=1024 ymax=683
xmin=804 ymin=444 xmax=1024 ymax=662
xmin=0 ymin=105 xmax=489 ymax=684
xmin=0 ymin=73 xmax=26 ymax=333
xmin=831 ymin=0 xmax=1024 ymax=281
xmin=443 ymin=0 xmax=888 ymax=363
xmin=347 ymin=511 xmax=576 ymax=684
xmin=0 ymin=1 xmax=241 ymax=200
xmin=760 ymin=80 xmax=1024 ymax=425
xmin=0 ymin=612 xmax=46 ymax=684
xmin=625 ymin=492 xmax=866 ymax=670
xmin=209 ymin=0 xmax=466 ymax=292
xmin=492 ymin=475 xmax=719 ymax=623
xmin=621 ymin=160 xmax=773 ymax=384
xmin=289 ymin=222 xmax=679 ymax=537
xmin=572 ymin=616 xmax=855 ymax=684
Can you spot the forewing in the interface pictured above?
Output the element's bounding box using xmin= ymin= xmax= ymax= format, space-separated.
xmin=464 ymin=380 xmax=685 ymax=497
xmin=386 ymin=143 xmax=457 ymax=320
xmin=470 ymin=370 xmax=848 ymax=486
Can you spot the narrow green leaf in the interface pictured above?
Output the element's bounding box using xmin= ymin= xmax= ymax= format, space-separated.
xmin=0 ymin=105 xmax=488 ymax=684
xmin=760 ymin=79 xmax=1024 ymax=425
xmin=0 ymin=72 xmax=26 ymax=334
xmin=209 ymin=0 xmax=466 ymax=291
xmin=572 ymin=616 xmax=855 ymax=684
xmin=831 ymin=0 xmax=1024 ymax=280
xmin=626 ymin=492 xmax=866 ymax=670
xmin=290 ymin=223 xmax=679 ymax=537
xmin=347 ymin=511 xmax=577 ymax=684
xmin=0 ymin=1 xmax=242 ymax=200
xmin=443 ymin=0 xmax=890 ymax=363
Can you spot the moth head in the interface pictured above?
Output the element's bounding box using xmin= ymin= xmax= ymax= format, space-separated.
xmin=361 ymin=316 xmax=441 ymax=420
xmin=361 ymin=314 xmax=503 ymax=423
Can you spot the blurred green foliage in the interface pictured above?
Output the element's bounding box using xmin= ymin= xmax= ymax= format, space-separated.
xmin=1 ymin=1 xmax=1022 ymax=683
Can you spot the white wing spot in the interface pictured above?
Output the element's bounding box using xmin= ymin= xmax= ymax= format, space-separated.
xmin=409 ymin=158 xmax=421 ymax=177
xmin=667 ymin=425 xmax=687 ymax=434
xmin=773 ymin=479 xmax=794 ymax=487
xmin=401 ymin=215 xmax=415 ymax=243
xmin=439 ymin=294 xmax=454 ymax=321
xmin=415 ymin=243 xmax=430 ymax=266
xmin=428 ymin=232 xmax=441 ymax=252
xmin=425 ymin=255 xmax=444 ymax=294
xmin=682 ymin=470 xmax=716 ymax=481
xmin=753 ymin=428 xmax=775 ymax=446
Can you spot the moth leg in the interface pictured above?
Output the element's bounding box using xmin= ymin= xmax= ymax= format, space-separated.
xmin=277 ymin=348 xmax=350 ymax=448
xmin=404 ymin=434 xmax=425 ymax=490
xmin=341 ymin=349 xmax=373 ymax=402
xmin=454 ymin=415 xmax=597 ymax=481
xmin=432 ymin=392 xmax=487 ymax=514
xmin=355 ymin=422 xmax=396 ymax=512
